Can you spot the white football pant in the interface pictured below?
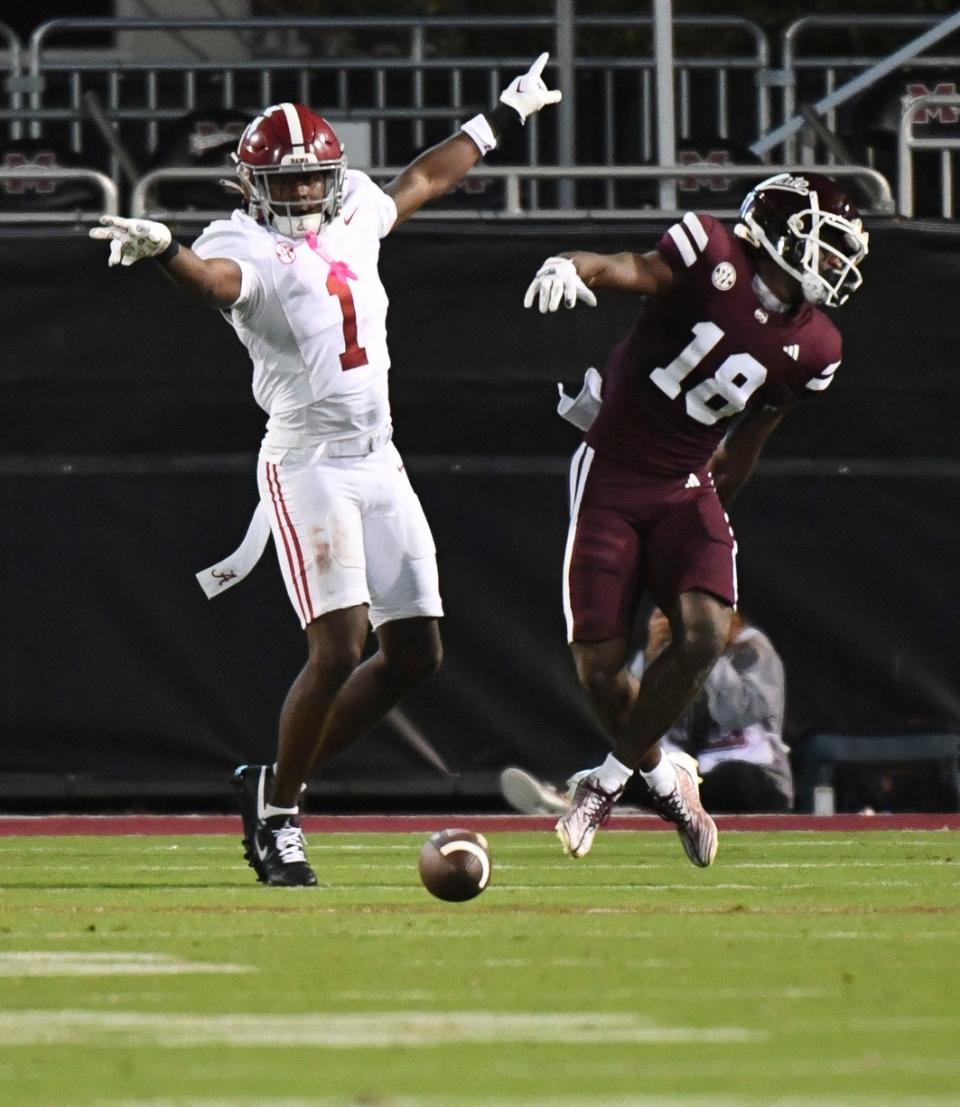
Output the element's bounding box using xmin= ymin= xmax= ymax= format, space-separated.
xmin=257 ymin=441 xmax=442 ymax=630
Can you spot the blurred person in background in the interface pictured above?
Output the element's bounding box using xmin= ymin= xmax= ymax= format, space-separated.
xmin=522 ymin=173 xmax=868 ymax=866
xmin=501 ymin=607 xmax=792 ymax=817
xmin=89 ymin=54 xmax=561 ymax=887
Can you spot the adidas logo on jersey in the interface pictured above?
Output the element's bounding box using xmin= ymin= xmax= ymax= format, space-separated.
xmin=782 ymin=344 xmax=800 ymax=360
xmin=684 ymin=473 xmax=701 ymax=489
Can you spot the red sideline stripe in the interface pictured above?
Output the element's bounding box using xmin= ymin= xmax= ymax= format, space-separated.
xmin=265 ymin=461 xmax=315 ymax=624
xmin=1 ymin=813 xmax=959 ymax=836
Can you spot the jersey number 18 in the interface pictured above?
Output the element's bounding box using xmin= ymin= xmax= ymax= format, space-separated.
xmin=649 ymin=321 xmax=767 ymax=426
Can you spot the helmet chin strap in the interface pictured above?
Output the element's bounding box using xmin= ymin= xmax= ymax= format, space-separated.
xmin=800 ymin=270 xmax=828 ymax=305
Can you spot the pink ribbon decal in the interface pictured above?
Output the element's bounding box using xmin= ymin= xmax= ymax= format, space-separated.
xmin=305 ymin=232 xmax=357 ymax=282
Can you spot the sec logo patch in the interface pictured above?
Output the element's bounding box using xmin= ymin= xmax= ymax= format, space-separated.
xmin=711 ymin=262 xmax=736 ymax=291
xmin=275 ymin=241 xmax=296 ymax=264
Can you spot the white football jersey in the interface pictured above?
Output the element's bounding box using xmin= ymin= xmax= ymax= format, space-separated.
xmin=192 ymin=170 xmax=398 ymax=448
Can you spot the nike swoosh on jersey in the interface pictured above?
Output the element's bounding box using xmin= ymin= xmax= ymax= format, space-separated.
xmin=343 ymin=209 xmax=358 ymax=224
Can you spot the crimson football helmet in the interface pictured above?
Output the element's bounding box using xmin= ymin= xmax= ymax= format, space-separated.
xmin=736 ymin=173 xmax=869 ymax=307
xmin=235 ymin=103 xmax=346 ymax=237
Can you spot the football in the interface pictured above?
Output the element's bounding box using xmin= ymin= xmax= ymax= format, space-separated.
xmin=418 ymin=828 xmax=491 ymax=902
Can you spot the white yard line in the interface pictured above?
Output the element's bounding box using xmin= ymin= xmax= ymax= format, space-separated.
xmin=850 ymin=1015 xmax=960 ymax=1029
xmin=720 ymin=860 xmax=958 ymax=868
xmin=0 ymin=1010 xmax=763 ymax=1048
xmin=0 ymin=952 xmax=251 ymax=977
xmin=99 ymin=1099 xmax=960 ymax=1107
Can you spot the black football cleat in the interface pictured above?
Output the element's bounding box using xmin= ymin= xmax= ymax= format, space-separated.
xmin=251 ymin=814 xmax=318 ymax=887
xmin=233 ymin=763 xmax=273 ymax=882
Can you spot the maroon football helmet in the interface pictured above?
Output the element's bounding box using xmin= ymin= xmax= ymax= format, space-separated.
xmin=736 ymin=172 xmax=869 ymax=307
xmin=235 ymin=103 xmax=346 ymax=236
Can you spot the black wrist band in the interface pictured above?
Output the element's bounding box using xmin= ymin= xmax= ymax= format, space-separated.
xmin=155 ymin=238 xmax=180 ymax=264
xmin=484 ymin=102 xmax=522 ymax=137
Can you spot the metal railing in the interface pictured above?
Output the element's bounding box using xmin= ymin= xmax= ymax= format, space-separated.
xmin=4 ymin=15 xmax=770 ymax=196
xmin=0 ymin=21 xmax=21 ymax=141
xmin=0 ymin=166 xmax=117 ymax=222
xmin=898 ymin=93 xmax=960 ymax=218
xmin=776 ymin=15 xmax=960 ymax=163
xmin=129 ymin=163 xmax=895 ymax=223
xmin=0 ymin=14 xmax=943 ymax=221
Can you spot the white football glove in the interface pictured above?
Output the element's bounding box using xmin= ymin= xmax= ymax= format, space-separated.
xmin=523 ymin=256 xmax=597 ymax=313
xmin=88 ymin=214 xmax=172 ymax=267
xmin=499 ymin=52 xmax=562 ymax=123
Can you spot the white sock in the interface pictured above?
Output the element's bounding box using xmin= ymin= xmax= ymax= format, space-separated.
xmin=263 ymin=802 xmax=298 ymax=819
xmin=639 ymin=751 xmax=679 ymax=797
xmin=595 ymin=753 xmax=634 ymax=792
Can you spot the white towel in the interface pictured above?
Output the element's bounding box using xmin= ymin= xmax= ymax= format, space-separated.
xmin=556 ymin=366 xmax=602 ymax=431
xmin=195 ymin=502 xmax=272 ymax=599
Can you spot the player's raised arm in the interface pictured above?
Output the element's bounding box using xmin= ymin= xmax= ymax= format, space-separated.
xmin=89 ymin=215 xmax=242 ymax=309
xmin=385 ymin=52 xmax=561 ymax=225
xmin=523 ymin=249 xmax=675 ymax=312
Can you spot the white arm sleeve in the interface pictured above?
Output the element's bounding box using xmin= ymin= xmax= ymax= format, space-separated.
xmin=192 ymin=215 xmax=266 ymax=321
xmin=231 ymin=258 xmax=265 ymax=321
xmin=379 ymin=192 xmax=398 ymax=238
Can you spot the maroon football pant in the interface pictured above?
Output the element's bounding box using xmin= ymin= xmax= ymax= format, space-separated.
xmin=563 ymin=444 xmax=737 ymax=642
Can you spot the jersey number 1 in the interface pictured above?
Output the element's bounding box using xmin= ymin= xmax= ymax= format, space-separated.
xmin=649 ymin=321 xmax=767 ymax=426
xmin=326 ymin=271 xmax=369 ymax=371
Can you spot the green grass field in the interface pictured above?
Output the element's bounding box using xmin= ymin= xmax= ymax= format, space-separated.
xmin=1 ymin=829 xmax=958 ymax=1106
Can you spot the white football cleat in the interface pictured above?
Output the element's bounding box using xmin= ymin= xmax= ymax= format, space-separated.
xmin=651 ymin=751 xmax=719 ymax=868
xmin=555 ymin=772 xmax=624 ymax=858
xmin=499 ymin=767 xmax=569 ymax=815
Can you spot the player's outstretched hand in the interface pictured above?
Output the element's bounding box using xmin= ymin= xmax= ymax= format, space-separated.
xmin=523 ymin=256 xmax=597 ymax=313
xmin=500 ymin=52 xmax=562 ymax=123
xmin=88 ymin=214 xmax=172 ymax=267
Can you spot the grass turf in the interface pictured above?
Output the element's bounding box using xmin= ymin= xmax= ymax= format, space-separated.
xmin=0 ymin=829 xmax=958 ymax=1105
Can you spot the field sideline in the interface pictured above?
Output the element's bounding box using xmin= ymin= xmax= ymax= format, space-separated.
xmin=0 ymin=822 xmax=958 ymax=1105
xmin=3 ymin=812 xmax=960 ymax=835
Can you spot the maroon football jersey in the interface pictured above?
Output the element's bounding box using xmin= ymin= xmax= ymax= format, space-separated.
xmin=585 ymin=212 xmax=842 ymax=476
